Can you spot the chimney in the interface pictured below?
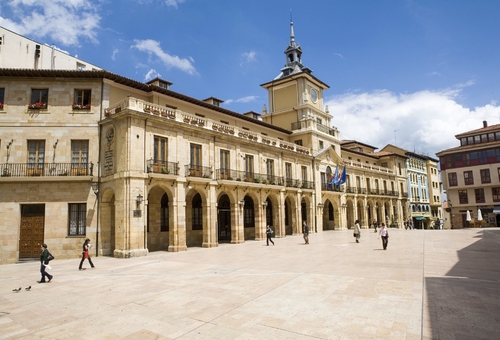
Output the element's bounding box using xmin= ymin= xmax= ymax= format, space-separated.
xmin=483 ymin=121 xmax=488 ymax=128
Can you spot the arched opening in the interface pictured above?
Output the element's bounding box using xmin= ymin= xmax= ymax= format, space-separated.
xmin=265 ymin=198 xmax=272 ymax=227
xmin=147 ymin=187 xmax=170 ymax=252
xmin=285 ymin=198 xmax=293 ymax=235
xmin=217 ymin=194 xmax=231 ymax=243
xmin=243 ymin=196 xmax=255 ymax=240
xmin=323 ymin=199 xmax=335 ymax=230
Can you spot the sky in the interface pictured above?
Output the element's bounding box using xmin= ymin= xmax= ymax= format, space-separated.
xmin=2 ymin=0 xmax=500 ymax=159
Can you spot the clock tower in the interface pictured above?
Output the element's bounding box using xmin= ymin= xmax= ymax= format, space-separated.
xmin=261 ymin=20 xmax=340 ymax=155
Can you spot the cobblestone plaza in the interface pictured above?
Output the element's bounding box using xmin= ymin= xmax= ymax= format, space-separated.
xmin=1 ymin=228 xmax=499 ymax=339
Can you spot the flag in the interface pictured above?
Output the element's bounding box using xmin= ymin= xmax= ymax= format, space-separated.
xmin=329 ymin=166 xmax=338 ymax=185
xmin=338 ymin=166 xmax=346 ymax=185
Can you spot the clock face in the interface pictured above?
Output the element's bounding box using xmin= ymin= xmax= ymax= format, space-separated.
xmin=310 ymin=88 xmax=318 ymax=103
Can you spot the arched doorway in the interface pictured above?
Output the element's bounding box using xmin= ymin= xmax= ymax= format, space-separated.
xmin=285 ymin=198 xmax=293 ymax=235
xmin=217 ymin=194 xmax=231 ymax=242
xmin=265 ymin=198 xmax=272 ymax=227
xmin=147 ymin=186 xmax=170 ymax=252
xmin=243 ymin=195 xmax=255 ymax=240
xmin=323 ymin=200 xmax=335 ymax=230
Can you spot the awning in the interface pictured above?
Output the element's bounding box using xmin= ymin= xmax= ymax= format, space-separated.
xmin=493 ymin=206 xmax=500 ymax=214
xmin=414 ymin=216 xmax=426 ymax=221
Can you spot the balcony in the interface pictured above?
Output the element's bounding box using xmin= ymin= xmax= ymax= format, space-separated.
xmin=1 ymin=163 xmax=93 ymax=178
xmin=215 ymin=169 xmax=285 ymax=185
xmin=146 ymin=159 xmax=179 ymax=175
xmin=321 ymin=183 xmax=342 ymax=192
xmin=184 ymin=165 xmax=213 ymax=178
xmin=105 ymin=97 xmax=311 ymax=156
xmin=342 ymin=159 xmax=394 ymax=174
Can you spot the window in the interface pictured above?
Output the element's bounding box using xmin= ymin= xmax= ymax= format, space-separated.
xmin=160 ymin=194 xmax=169 ymax=231
xmin=71 ymin=140 xmax=89 ymax=167
xmin=28 ymin=140 xmax=45 ymax=169
xmin=448 ymin=172 xmax=458 ymax=186
xmin=301 ymin=166 xmax=307 ymax=183
xmin=493 ymin=187 xmax=500 ymax=202
xmin=285 ymin=162 xmax=292 ymax=179
xmin=190 ymin=144 xmax=201 ymax=170
xmin=154 ymin=136 xmax=168 ymax=166
xmin=220 ymin=150 xmax=229 ymax=179
xmin=475 ymin=189 xmax=485 ymax=203
xmin=294 ymin=140 xmax=303 ymax=146
xmin=245 ymin=155 xmax=254 ymax=177
xmin=266 ymin=159 xmax=274 ymax=178
xmin=398 ymin=163 xmax=402 ymax=175
xmin=458 ymin=190 xmax=468 ymax=204
xmin=0 ymin=88 xmax=4 ymax=108
xmin=319 ymin=140 xmax=324 ymax=149
xmin=480 ymin=169 xmax=491 ymax=183
xmin=74 ymin=89 xmax=91 ymax=107
xmin=68 ymin=203 xmax=86 ymax=236
xmin=192 ymin=193 xmax=202 ymax=230
xmin=464 ymin=171 xmax=474 ymax=185
xmin=31 ymin=88 xmax=48 ymax=106
xmin=76 ymin=62 xmax=86 ymax=70
xmin=481 ymin=134 xmax=488 ymax=142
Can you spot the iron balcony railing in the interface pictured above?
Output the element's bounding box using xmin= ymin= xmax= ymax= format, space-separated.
xmin=146 ymin=159 xmax=179 ymax=175
xmin=0 ymin=163 xmax=93 ymax=177
xmin=184 ymin=165 xmax=213 ymax=178
xmin=215 ymin=169 xmax=285 ymax=185
xmin=321 ymin=183 xmax=343 ymax=192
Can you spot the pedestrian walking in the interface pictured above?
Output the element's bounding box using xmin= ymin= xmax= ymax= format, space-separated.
xmin=302 ymin=221 xmax=309 ymax=244
xmin=379 ymin=223 xmax=389 ymax=250
xmin=79 ymin=238 xmax=95 ymax=270
xmin=266 ymin=225 xmax=275 ymax=246
xmin=373 ymin=220 xmax=378 ymax=233
xmin=408 ymin=219 xmax=414 ymax=230
xmin=353 ymin=219 xmax=361 ymax=243
xmin=435 ymin=218 xmax=441 ymax=230
xmin=38 ymin=244 xmax=53 ymax=283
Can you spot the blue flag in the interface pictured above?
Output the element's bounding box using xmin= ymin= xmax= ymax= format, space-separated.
xmin=338 ymin=166 xmax=346 ymax=185
xmin=329 ymin=166 xmax=339 ymax=185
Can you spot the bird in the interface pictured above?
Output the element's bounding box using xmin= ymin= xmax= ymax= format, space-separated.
xmin=12 ymin=287 xmax=21 ymax=292
xmin=25 ymin=286 xmax=31 ymax=291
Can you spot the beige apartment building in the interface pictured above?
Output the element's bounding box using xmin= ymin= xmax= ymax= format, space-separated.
xmin=0 ymin=26 xmax=101 ymax=71
xmin=437 ymin=121 xmax=500 ymax=229
xmin=0 ymin=22 xmax=413 ymax=264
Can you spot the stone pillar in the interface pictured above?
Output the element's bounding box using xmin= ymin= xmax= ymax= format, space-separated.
xmin=203 ymin=183 xmax=218 ymax=248
xmin=169 ymin=181 xmax=187 ymax=251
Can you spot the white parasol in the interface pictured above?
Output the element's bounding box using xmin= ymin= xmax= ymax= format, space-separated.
xmin=466 ymin=210 xmax=471 ymax=221
xmin=477 ymin=209 xmax=483 ymax=221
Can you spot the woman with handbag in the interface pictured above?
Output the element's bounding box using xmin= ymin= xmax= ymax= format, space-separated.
xmin=79 ymin=238 xmax=95 ymax=270
xmin=353 ymin=220 xmax=361 ymax=243
xmin=38 ymin=244 xmax=53 ymax=283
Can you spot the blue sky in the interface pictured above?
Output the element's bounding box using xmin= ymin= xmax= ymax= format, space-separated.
xmin=2 ymin=0 xmax=500 ymax=158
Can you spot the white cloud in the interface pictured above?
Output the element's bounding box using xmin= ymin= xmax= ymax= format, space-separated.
xmin=144 ymin=68 xmax=161 ymax=81
xmin=111 ymin=49 xmax=119 ymax=61
xmin=0 ymin=0 xmax=101 ymax=46
xmin=326 ymin=87 xmax=500 ymax=157
xmin=132 ymin=39 xmax=197 ymax=75
xmin=224 ymin=96 xmax=259 ymax=105
xmin=241 ymin=51 xmax=257 ymax=63
xmin=164 ymin=0 xmax=186 ymax=8
xmin=334 ymin=53 xmax=344 ymax=59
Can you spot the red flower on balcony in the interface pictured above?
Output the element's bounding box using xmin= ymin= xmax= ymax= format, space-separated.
xmin=28 ymin=102 xmax=47 ymax=109
xmin=72 ymin=103 xmax=91 ymax=110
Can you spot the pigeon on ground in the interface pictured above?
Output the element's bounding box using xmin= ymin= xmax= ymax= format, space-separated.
xmin=12 ymin=287 xmax=21 ymax=292
xmin=25 ymin=286 xmax=31 ymax=291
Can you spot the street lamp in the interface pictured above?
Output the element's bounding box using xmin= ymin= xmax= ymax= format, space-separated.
xmin=91 ymin=182 xmax=99 ymax=196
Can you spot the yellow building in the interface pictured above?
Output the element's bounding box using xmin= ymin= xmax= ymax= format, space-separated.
xmin=0 ymin=22 xmax=413 ymax=264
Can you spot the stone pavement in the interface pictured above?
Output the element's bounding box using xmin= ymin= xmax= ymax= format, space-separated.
xmin=1 ymin=228 xmax=500 ymax=340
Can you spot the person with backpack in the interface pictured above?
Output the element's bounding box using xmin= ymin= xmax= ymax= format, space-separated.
xmin=266 ymin=225 xmax=275 ymax=246
xmin=79 ymin=238 xmax=95 ymax=270
xmin=38 ymin=244 xmax=53 ymax=283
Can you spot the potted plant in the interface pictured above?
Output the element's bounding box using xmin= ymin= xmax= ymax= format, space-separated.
xmin=161 ymin=167 xmax=169 ymax=174
xmin=72 ymin=103 xmax=91 ymax=110
xmin=28 ymin=102 xmax=47 ymax=110
xmin=2 ymin=168 xmax=11 ymax=177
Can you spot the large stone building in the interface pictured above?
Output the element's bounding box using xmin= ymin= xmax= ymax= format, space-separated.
xmin=437 ymin=121 xmax=500 ymax=229
xmin=0 ymin=22 xmax=414 ymax=264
